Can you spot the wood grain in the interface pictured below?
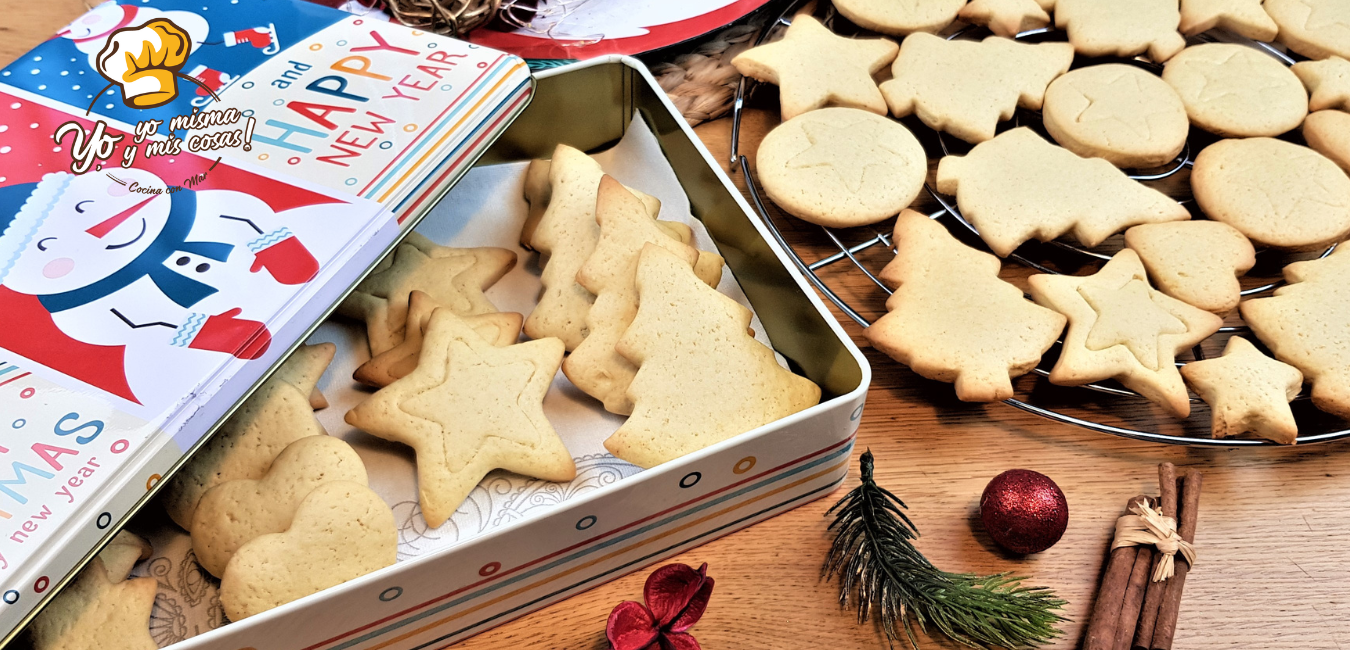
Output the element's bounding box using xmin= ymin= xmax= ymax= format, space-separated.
xmin=5 ymin=8 xmax=1350 ymax=648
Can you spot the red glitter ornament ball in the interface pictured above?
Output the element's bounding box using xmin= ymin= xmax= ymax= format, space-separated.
xmin=979 ymin=469 xmax=1068 ymax=555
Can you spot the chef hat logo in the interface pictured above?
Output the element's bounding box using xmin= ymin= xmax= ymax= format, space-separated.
xmin=94 ymin=18 xmax=193 ymax=109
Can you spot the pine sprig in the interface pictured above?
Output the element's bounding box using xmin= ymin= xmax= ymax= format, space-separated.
xmin=824 ymin=450 xmax=1067 ymax=650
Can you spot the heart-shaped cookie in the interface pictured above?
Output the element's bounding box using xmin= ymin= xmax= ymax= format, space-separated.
xmin=191 ymin=436 xmax=369 ymax=578
xmin=220 ymin=481 xmax=396 ymax=620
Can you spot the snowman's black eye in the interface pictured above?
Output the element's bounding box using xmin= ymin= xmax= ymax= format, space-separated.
xmin=195 ymin=263 xmax=210 ymax=273
xmin=74 ymin=200 xmax=93 ymax=214
xmin=176 ymin=256 xmax=190 ymax=266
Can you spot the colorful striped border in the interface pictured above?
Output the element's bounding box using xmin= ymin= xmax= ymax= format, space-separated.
xmin=363 ymin=57 xmax=528 ymax=203
xmin=392 ymin=78 xmax=534 ymax=221
xmin=302 ymin=433 xmax=857 ymax=650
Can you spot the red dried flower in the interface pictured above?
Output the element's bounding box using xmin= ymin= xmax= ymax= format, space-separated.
xmin=606 ymin=563 xmax=714 ymax=650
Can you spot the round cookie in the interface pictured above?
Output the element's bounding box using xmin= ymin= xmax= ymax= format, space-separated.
xmin=1192 ymin=138 xmax=1350 ymax=251
xmin=757 ymin=107 xmax=926 ymax=228
xmin=1043 ymin=64 xmax=1189 ymax=169
xmin=1264 ymin=0 xmax=1350 ymax=61
xmin=1162 ymin=43 xmax=1308 ymax=137
xmin=834 ymin=0 xmax=966 ymax=35
xmin=1304 ymin=110 xmax=1350 ymax=175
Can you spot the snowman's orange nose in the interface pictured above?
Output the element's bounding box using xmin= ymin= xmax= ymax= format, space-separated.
xmin=87 ymin=195 xmax=155 ymax=239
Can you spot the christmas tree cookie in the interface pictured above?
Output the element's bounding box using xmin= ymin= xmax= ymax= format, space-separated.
xmin=1029 ymin=249 xmax=1223 ymax=417
xmin=605 ymin=245 xmax=820 ymax=468
xmin=936 ymin=127 xmax=1190 ymax=257
xmin=1241 ymin=246 xmax=1350 ymax=420
xmin=564 ymin=177 xmax=720 ymax=415
xmin=1055 ymin=0 xmax=1186 ymax=62
xmin=866 ymin=210 xmax=1066 ymax=402
xmin=881 ymin=34 xmax=1073 ymax=143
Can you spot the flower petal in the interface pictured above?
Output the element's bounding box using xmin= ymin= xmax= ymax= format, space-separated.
xmin=607 ymin=601 xmax=659 ymax=650
xmin=644 ymin=563 xmax=708 ymax=627
xmin=659 ymin=632 xmax=703 ymax=650
xmin=666 ymin=576 xmax=713 ymax=633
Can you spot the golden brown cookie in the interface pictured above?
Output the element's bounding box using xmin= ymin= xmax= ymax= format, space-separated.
xmin=1055 ymin=0 xmax=1187 ymax=62
xmin=1241 ymin=246 xmax=1350 ymax=419
xmin=834 ymin=0 xmax=966 ymax=35
xmin=881 ymin=34 xmax=1074 ymax=143
xmin=1265 ymin=0 xmax=1350 ymax=61
xmin=1293 ymin=56 xmax=1350 ymax=112
xmin=958 ymin=0 xmax=1054 ymax=37
xmin=604 ymin=245 xmax=821 ymax=468
xmin=28 ymin=557 xmax=157 ymax=650
xmin=353 ymin=290 xmax=522 ymax=388
xmin=1042 ymin=63 xmax=1190 ymax=169
xmin=1179 ymin=0 xmax=1279 ymax=40
xmin=1124 ymin=221 xmax=1256 ymax=314
xmin=1028 ymin=249 xmax=1224 ymax=417
xmin=1163 ymin=43 xmax=1309 ymax=138
xmin=346 ymin=310 xmax=575 ymax=527
xmin=162 ymin=343 xmax=335 ymax=529
xmin=1191 ymin=137 xmax=1350 ymax=251
xmin=755 ymin=107 xmax=926 ymax=227
xmin=1304 ymin=109 xmax=1350 ymax=174
xmin=1181 ymin=336 xmax=1303 ymax=444
xmin=220 ymin=481 xmax=396 ymax=620
xmin=866 ymin=210 xmax=1066 ymax=402
xmin=936 ymin=127 xmax=1190 ymax=257
xmin=731 ymin=16 xmax=898 ymax=121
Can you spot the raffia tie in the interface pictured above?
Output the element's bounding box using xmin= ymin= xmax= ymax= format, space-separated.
xmin=1111 ymin=500 xmax=1196 ymax=583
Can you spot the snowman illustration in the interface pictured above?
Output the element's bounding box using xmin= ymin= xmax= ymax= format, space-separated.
xmin=0 ymin=168 xmax=320 ymax=407
xmin=55 ymin=1 xmax=210 ymax=68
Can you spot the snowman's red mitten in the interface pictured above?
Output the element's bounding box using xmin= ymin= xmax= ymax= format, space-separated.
xmin=248 ymin=228 xmax=318 ymax=285
xmin=173 ymin=308 xmax=271 ymax=359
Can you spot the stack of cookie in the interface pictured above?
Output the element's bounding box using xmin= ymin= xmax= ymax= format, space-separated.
xmin=732 ymin=1 xmax=1350 ymax=443
xmin=341 ymin=143 xmax=820 ymax=533
xmin=158 ymin=344 xmax=397 ymax=621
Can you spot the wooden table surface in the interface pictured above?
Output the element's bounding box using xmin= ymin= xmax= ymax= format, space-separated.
xmin=5 ymin=4 xmax=1350 ymax=648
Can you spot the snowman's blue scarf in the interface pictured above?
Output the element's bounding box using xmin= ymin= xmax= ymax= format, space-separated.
xmin=38 ymin=190 xmax=234 ymax=313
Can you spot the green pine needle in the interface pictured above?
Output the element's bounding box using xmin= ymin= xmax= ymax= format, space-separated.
xmin=824 ymin=450 xmax=1067 ymax=650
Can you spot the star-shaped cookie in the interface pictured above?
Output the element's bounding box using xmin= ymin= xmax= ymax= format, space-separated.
xmin=1181 ymin=336 xmax=1303 ymax=444
xmin=1029 ymin=249 xmax=1224 ymax=417
xmin=881 ymin=34 xmax=1074 ymax=143
xmin=936 ymin=127 xmax=1191 ymax=257
xmin=1241 ymin=246 xmax=1350 ymax=420
xmin=1266 ymin=0 xmax=1350 ymax=60
xmin=958 ymin=0 xmax=1053 ymax=37
xmin=605 ymin=245 xmax=821 ymax=468
xmin=353 ymin=290 xmax=523 ymax=388
xmin=343 ymin=242 xmax=515 ymax=356
xmin=866 ymin=210 xmax=1066 ymax=402
xmin=1179 ymin=0 xmax=1279 ymax=40
xmin=731 ymin=15 xmax=898 ymax=120
xmin=1056 ymin=0 xmax=1187 ymax=62
xmin=28 ymin=557 xmax=158 ymax=650
xmin=345 ymin=310 xmax=574 ymax=528
xmin=1293 ymin=56 xmax=1350 ymax=112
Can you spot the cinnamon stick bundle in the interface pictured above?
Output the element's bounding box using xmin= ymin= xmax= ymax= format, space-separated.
xmin=1149 ymin=469 xmax=1203 ymax=650
xmin=1083 ymin=495 xmax=1151 ymax=650
xmin=1133 ymin=463 xmax=1178 ymax=650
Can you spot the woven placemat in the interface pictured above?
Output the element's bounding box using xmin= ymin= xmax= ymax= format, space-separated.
xmin=646 ymin=20 xmax=764 ymax=127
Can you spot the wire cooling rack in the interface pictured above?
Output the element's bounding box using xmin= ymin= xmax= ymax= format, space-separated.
xmin=729 ymin=5 xmax=1350 ymax=446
